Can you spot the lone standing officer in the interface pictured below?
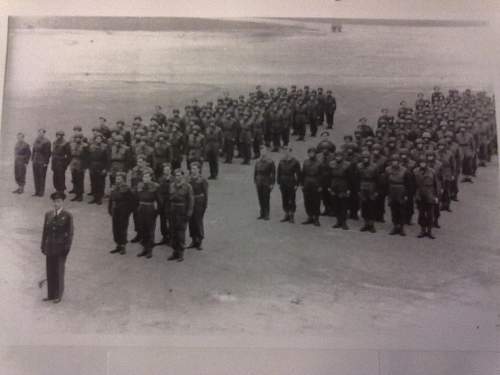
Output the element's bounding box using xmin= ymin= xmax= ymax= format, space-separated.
xmin=188 ymin=163 xmax=208 ymax=250
xmin=13 ymin=132 xmax=31 ymax=194
xmin=168 ymin=169 xmax=194 ymax=262
xmin=414 ymin=156 xmax=439 ymax=239
xmin=254 ymin=145 xmax=276 ymax=220
xmin=51 ymin=130 xmax=72 ymax=193
xmin=108 ymin=172 xmax=135 ymax=255
xmin=40 ymin=192 xmax=73 ymax=304
xmin=32 ymin=128 xmax=52 ymax=197
xmin=277 ymin=145 xmax=301 ymax=223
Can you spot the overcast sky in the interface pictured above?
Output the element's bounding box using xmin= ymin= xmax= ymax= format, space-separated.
xmin=1 ymin=0 xmax=498 ymax=21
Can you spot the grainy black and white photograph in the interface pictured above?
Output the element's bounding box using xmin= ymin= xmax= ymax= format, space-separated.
xmin=1 ymin=1 xmax=500 ymax=374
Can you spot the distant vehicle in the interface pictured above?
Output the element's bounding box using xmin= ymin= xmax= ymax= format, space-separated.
xmin=331 ymin=24 xmax=342 ymax=32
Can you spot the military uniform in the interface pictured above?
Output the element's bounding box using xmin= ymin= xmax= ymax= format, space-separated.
xmin=169 ymin=180 xmax=194 ymax=261
xmin=109 ymin=143 xmax=132 ymax=185
xmin=135 ymin=181 xmax=160 ymax=258
xmin=51 ymin=137 xmax=72 ymax=192
xmin=414 ymin=165 xmax=438 ymax=238
xmin=329 ymin=158 xmax=353 ymax=229
xmin=205 ymin=126 xmax=222 ymax=179
xmin=41 ymin=208 xmax=73 ymax=301
xmin=277 ymin=156 xmax=301 ymax=222
xmin=152 ymin=139 xmax=172 ymax=178
xmin=384 ymin=164 xmax=411 ymax=235
xmin=32 ymin=135 xmax=52 ymax=196
xmin=157 ymin=174 xmax=173 ymax=244
xmin=254 ymin=156 xmax=276 ymax=220
xmin=357 ymin=160 xmax=378 ymax=232
xmin=88 ymin=141 xmax=109 ymax=204
xmin=324 ymin=94 xmax=337 ymax=129
xmin=68 ymin=138 xmax=88 ymax=200
xmin=13 ymin=139 xmax=31 ymax=193
xmin=188 ymin=175 xmax=209 ymax=249
xmin=301 ymin=156 xmax=322 ymax=225
xmin=108 ymin=181 xmax=135 ymax=253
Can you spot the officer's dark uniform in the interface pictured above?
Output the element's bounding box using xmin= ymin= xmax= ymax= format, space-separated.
xmin=205 ymin=125 xmax=222 ymax=179
xmin=130 ymin=164 xmax=154 ymax=241
xmin=301 ymin=153 xmax=322 ymax=226
xmin=329 ymin=155 xmax=352 ymax=229
xmin=108 ymin=178 xmax=135 ymax=254
xmin=13 ymin=138 xmax=31 ymax=193
xmin=152 ymin=137 xmax=172 ymax=179
xmin=188 ymin=175 xmax=209 ymax=249
xmin=41 ymin=201 xmax=73 ymax=302
xmin=109 ymin=141 xmax=132 ymax=186
xmin=51 ymin=133 xmax=72 ymax=192
xmin=222 ymin=116 xmax=237 ymax=163
xmin=277 ymin=155 xmax=301 ymax=222
xmin=169 ymin=180 xmax=194 ymax=261
xmin=32 ymin=134 xmax=52 ymax=196
xmin=157 ymin=173 xmax=172 ymax=244
xmin=414 ymin=163 xmax=438 ymax=238
xmin=385 ymin=162 xmax=411 ymax=235
xmin=254 ymin=155 xmax=276 ymax=220
xmin=88 ymin=139 xmax=109 ymax=204
xmin=357 ymin=157 xmax=378 ymax=232
xmin=135 ymin=180 xmax=160 ymax=258
xmin=68 ymin=136 xmax=88 ymax=200
xmin=324 ymin=93 xmax=337 ymax=129
xmin=239 ymin=119 xmax=253 ymax=164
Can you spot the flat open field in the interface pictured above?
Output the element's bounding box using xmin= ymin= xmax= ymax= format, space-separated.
xmin=0 ymin=18 xmax=499 ymax=351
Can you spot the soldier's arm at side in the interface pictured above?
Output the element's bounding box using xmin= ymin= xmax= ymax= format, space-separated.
xmin=41 ymin=212 xmax=48 ymax=253
xmin=186 ymin=184 xmax=194 ymax=218
xmin=270 ymin=161 xmax=276 ymax=187
xmin=66 ymin=212 xmax=74 ymax=255
xmin=203 ymin=179 xmax=208 ymax=211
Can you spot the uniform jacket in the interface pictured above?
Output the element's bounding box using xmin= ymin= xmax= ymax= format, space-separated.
xmin=254 ymin=157 xmax=276 ymax=186
xmin=169 ymin=181 xmax=194 ymax=218
xmin=300 ymin=158 xmax=321 ymax=190
xmin=277 ymin=157 xmax=301 ymax=187
xmin=15 ymin=141 xmax=31 ymax=165
xmin=189 ymin=176 xmax=209 ymax=212
xmin=413 ymin=166 xmax=438 ymax=204
xmin=32 ymin=136 xmax=52 ymax=165
xmin=41 ymin=209 xmax=74 ymax=257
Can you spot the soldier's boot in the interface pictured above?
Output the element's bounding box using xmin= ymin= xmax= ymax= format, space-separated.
xmin=280 ymin=214 xmax=290 ymax=223
xmin=389 ymin=226 xmax=399 ymax=235
xmin=417 ymin=227 xmax=427 ymax=238
xmin=368 ymin=222 xmax=376 ymax=233
xmin=302 ymin=217 xmax=314 ymax=225
xmin=433 ymin=220 xmax=440 ymax=229
xmin=341 ymin=221 xmax=349 ymax=230
xmin=399 ymin=226 xmax=406 ymax=236
xmin=332 ymin=220 xmax=342 ymax=228
xmin=119 ymin=245 xmax=126 ymax=255
xmin=145 ymin=247 xmax=153 ymax=259
xmin=427 ymin=227 xmax=435 ymax=239
xmin=131 ymin=233 xmax=141 ymax=243
xmin=360 ymin=221 xmax=370 ymax=232
xmin=187 ymin=241 xmax=197 ymax=249
xmin=289 ymin=213 xmax=295 ymax=223
xmin=137 ymin=248 xmax=148 ymax=257
xmin=110 ymin=246 xmax=121 ymax=254
xmin=68 ymin=189 xmax=75 ymax=194
xmin=70 ymin=195 xmax=81 ymax=201
xmin=12 ymin=187 xmax=21 ymax=194
xmin=195 ymin=240 xmax=203 ymax=251
xmin=313 ymin=216 xmax=321 ymax=226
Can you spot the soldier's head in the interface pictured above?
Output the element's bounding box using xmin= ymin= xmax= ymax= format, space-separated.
xmin=361 ymin=151 xmax=370 ymax=164
xmin=400 ymin=152 xmax=408 ymax=162
xmin=343 ymin=135 xmax=353 ymax=143
xmin=390 ymin=154 xmax=400 ymax=167
xmin=303 ymin=146 xmax=314 ymax=159
xmin=94 ymin=133 xmax=103 ymax=144
xmin=174 ymin=168 xmax=184 ymax=183
xmin=426 ymin=152 xmax=435 ymax=163
xmin=372 ymin=143 xmax=382 ymax=156
xmin=260 ymin=144 xmax=268 ymax=157
xmin=417 ymin=92 xmax=424 ymax=99
xmin=346 ymin=145 xmax=355 ymax=155
xmin=283 ymin=145 xmax=293 ymax=157
xmin=334 ymin=151 xmax=344 ymax=162
xmin=115 ymin=135 xmax=124 ymax=144
xmin=459 ymin=125 xmax=466 ymax=133
xmin=116 ymin=120 xmax=125 ymax=129
xmin=433 ymin=86 xmax=441 ymax=93
xmin=359 ymin=117 xmax=368 ymax=125
xmin=162 ymin=163 xmax=171 ymax=177
xmin=437 ymin=140 xmax=446 ymax=152
xmin=50 ymin=191 xmax=66 ymax=210
xmin=354 ymin=130 xmax=362 ymax=140
xmin=74 ymin=134 xmax=83 ymax=144
xmin=422 ymin=132 xmax=432 ymax=142
xmin=418 ymin=156 xmax=427 ymax=168
xmin=17 ymin=132 xmax=25 ymax=142
xmin=73 ymin=125 xmax=83 ymax=135
xmin=56 ymin=130 xmax=65 ymax=139
xmin=116 ymin=172 xmax=126 ymax=185
xmin=190 ymin=162 xmax=201 ymax=177
xmin=142 ymin=171 xmax=153 ymax=184
xmin=136 ymin=154 xmax=146 ymax=167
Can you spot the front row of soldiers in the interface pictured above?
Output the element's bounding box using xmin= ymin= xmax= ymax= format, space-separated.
xmin=254 ymin=142 xmax=461 ymax=240
xmin=108 ymin=161 xmax=208 ymax=262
